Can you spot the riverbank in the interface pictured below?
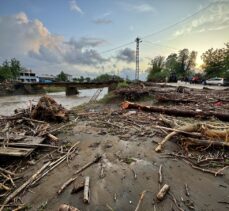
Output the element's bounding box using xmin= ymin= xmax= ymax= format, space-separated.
xmin=0 ymin=84 xmax=228 ymax=210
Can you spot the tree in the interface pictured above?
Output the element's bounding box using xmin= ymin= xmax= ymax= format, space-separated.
xmin=0 ymin=60 xmax=13 ymax=81
xmin=56 ymin=71 xmax=68 ymax=81
xmin=147 ymin=56 xmax=168 ymax=82
xmin=0 ymin=58 xmax=23 ymax=82
xmin=165 ymin=53 xmax=178 ymax=71
xmin=10 ymin=58 xmax=21 ymax=79
xmin=202 ymin=43 xmax=229 ymax=79
xmin=94 ymin=74 xmax=123 ymax=82
xmin=177 ymin=49 xmax=197 ymax=78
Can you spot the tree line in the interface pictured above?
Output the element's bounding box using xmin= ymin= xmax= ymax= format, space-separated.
xmin=0 ymin=58 xmax=22 ymax=82
xmin=147 ymin=42 xmax=229 ymax=82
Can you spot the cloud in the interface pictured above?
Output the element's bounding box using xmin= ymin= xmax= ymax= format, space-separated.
xmin=0 ymin=12 xmax=108 ymax=67
xmin=116 ymin=48 xmax=135 ymax=63
xmin=132 ymin=3 xmax=156 ymax=13
xmin=121 ymin=3 xmax=156 ymax=13
xmin=69 ymin=0 xmax=83 ymax=14
xmin=93 ymin=12 xmax=112 ymax=24
xmin=173 ymin=2 xmax=229 ymax=37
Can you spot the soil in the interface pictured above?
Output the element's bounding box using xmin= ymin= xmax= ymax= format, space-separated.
xmin=0 ymin=90 xmax=229 ymax=211
xmin=17 ymin=102 xmax=229 ymax=211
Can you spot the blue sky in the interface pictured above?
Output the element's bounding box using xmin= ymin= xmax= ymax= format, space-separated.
xmin=0 ymin=0 xmax=228 ymax=79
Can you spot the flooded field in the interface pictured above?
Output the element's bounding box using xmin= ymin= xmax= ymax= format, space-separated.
xmin=0 ymin=88 xmax=108 ymax=115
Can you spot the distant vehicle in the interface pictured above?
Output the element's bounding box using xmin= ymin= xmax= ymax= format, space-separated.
xmin=205 ymin=77 xmax=229 ymax=86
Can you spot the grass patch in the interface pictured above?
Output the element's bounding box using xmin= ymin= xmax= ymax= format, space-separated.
xmin=117 ymin=81 xmax=129 ymax=89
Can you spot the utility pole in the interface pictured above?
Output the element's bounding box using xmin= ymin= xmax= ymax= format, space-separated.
xmin=135 ymin=37 xmax=141 ymax=81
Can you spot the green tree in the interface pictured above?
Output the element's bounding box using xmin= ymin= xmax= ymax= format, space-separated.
xmin=10 ymin=58 xmax=21 ymax=79
xmin=94 ymin=74 xmax=123 ymax=82
xmin=177 ymin=49 xmax=197 ymax=78
xmin=0 ymin=60 xmax=13 ymax=81
xmin=56 ymin=71 xmax=68 ymax=81
xmin=202 ymin=43 xmax=229 ymax=79
xmin=79 ymin=76 xmax=84 ymax=82
xmin=147 ymin=56 xmax=168 ymax=82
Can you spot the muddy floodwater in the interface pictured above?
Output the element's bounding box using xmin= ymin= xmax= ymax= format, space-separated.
xmin=0 ymin=88 xmax=108 ymax=115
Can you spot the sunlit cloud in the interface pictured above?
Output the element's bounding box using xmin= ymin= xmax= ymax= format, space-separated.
xmin=173 ymin=2 xmax=229 ymax=37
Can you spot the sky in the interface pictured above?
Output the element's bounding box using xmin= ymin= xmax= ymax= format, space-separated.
xmin=0 ymin=0 xmax=228 ymax=80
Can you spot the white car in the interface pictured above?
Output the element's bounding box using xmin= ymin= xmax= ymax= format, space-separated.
xmin=205 ymin=77 xmax=229 ymax=86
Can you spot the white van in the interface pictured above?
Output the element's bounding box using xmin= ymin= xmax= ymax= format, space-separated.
xmin=205 ymin=77 xmax=229 ymax=86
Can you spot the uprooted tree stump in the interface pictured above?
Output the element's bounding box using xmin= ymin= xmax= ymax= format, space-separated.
xmin=31 ymin=96 xmax=69 ymax=122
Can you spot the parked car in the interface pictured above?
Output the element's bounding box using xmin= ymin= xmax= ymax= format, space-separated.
xmin=205 ymin=77 xmax=229 ymax=86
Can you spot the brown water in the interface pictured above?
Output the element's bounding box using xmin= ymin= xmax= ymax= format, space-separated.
xmin=0 ymin=88 xmax=108 ymax=115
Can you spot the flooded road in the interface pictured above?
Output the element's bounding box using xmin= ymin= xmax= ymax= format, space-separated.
xmin=0 ymin=88 xmax=108 ymax=115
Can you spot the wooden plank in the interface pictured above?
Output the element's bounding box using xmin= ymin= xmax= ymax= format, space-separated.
xmin=0 ymin=147 xmax=33 ymax=157
xmin=22 ymin=136 xmax=44 ymax=145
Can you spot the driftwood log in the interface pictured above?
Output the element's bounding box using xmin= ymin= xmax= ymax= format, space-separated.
xmin=121 ymin=101 xmax=229 ymax=122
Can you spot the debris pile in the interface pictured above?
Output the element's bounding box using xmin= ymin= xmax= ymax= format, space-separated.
xmin=31 ymin=95 xmax=69 ymax=122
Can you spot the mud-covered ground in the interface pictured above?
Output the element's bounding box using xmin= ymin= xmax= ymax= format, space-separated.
xmin=12 ymin=101 xmax=227 ymax=211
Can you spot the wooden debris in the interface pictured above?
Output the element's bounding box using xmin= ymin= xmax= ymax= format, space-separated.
xmin=58 ymin=155 xmax=101 ymax=195
xmin=31 ymin=95 xmax=69 ymax=122
xmin=0 ymin=161 xmax=51 ymax=211
xmin=47 ymin=133 xmax=59 ymax=142
xmin=83 ymin=176 xmax=90 ymax=204
xmin=155 ymin=124 xmax=200 ymax=152
xmin=158 ymin=165 xmax=163 ymax=184
xmin=71 ymin=181 xmax=84 ymax=194
xmin=134 ymin=190 xmax=147 ymax=211
xmin=157 ymin=184 xmax=170 ymax=201
xmin=185 ymin=184 xmax=190 ymax=197
xmin=121 ymin=101 xmax=229 ymax=122
xmin=58 ymin=204 xmax=80 ymax=211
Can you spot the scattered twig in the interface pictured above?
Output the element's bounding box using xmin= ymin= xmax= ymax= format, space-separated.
xmin=158 ymin=165 xmax=163 ymax=184
xmin=134 ymin=190 xmax=147 ymax=211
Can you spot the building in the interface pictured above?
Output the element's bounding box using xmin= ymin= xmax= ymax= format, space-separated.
xmin=38 ymin=74 xmax=56 ymax=83
xmin=66 ymin=74 xmax=73 ymax=82
xmin=18 ymin=69 xmax=39 ymax=83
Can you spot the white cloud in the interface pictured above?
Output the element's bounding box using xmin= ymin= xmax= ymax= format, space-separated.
xmin=69 ymin=0 xmax=84 ymax=14
xmin=173 ymin=2 xmax=229 ymax=37
xmin=122 ymin=3 xmax=156 ymax=13
xmin=0 ymin=12 xmax=108 ymax=68
xmin=132 ymin=3 xmax=155 ymax=13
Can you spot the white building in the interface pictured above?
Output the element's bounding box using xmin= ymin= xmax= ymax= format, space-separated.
xmin=18 ymin=70 xmax=39 ymax=83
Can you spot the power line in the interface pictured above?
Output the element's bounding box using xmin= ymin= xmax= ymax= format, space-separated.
xmin=99 ymin=3 xmax=213 ymax=55
xmin=100 ymin=41 xmax=134 ymax=54
xmin=142 ymin=40 xmax=179 ymax=51
xmin=141 ymin=3 xmax=213 ymax=39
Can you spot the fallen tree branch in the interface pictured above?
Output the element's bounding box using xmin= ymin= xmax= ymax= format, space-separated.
xmin=155 ymin=124 xmax=200 ymax=152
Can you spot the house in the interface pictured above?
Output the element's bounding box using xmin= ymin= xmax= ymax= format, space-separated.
xmin=65 ymin=74 xmax=73 ymax=82
xmin=18 ymin=69 xmax=39 ymax=83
